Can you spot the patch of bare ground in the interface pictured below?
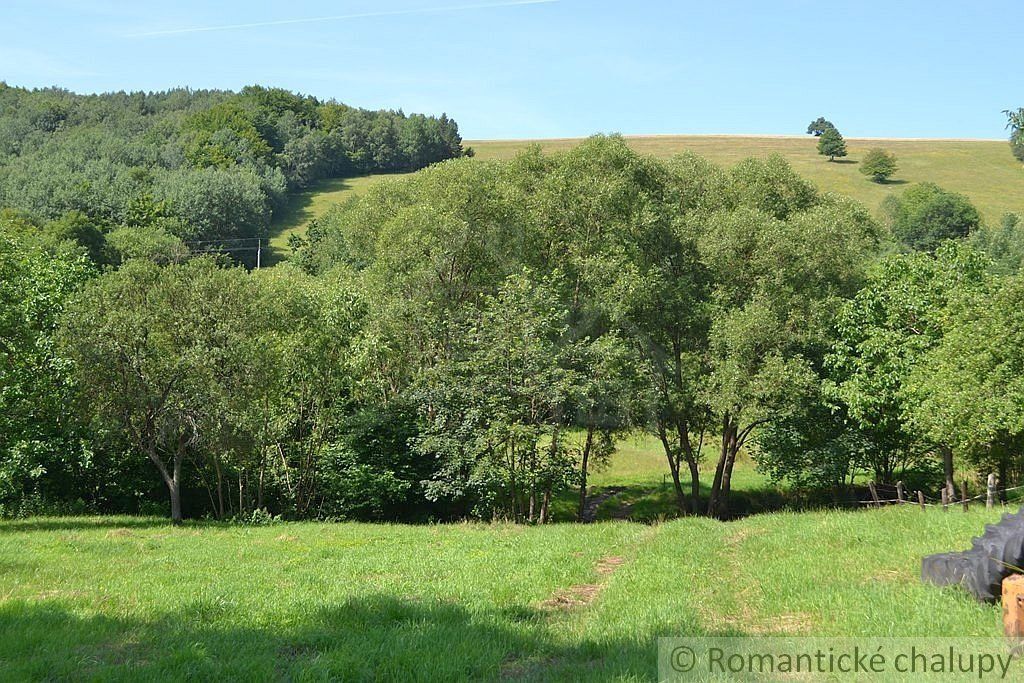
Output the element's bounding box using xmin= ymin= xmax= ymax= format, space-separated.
xmin=539 ymin=556 xmax=626 ymax=610
xmin=580 ymin=487 xmax=625 ymax=522
xmin=595 ymin=556 xmax=624 ymax=575
xmin=707 ymin=611 xmax=818 ymax=635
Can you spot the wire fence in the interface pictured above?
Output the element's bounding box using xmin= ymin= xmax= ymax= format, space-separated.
xmin=856 ymin=478 xmax=1024 ymax=510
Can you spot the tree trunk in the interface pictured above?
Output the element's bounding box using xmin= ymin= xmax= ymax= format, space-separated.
xmin=257 ymin=452 xmax=266 ymax=511
xmin=169 ymin=449 xmax=184 ymax=525
xmin=144 ymin=441 xmax=184 ymax=526
xmin=939 ymin=443 xmax=955 ymax=502
xmin=686 ymin=458 xmax=700 ymax=514
xmin=679 ymin=427 xmax=701 ymax=514
xmin=707 ymin=414 xmax=736 ymax=519
xmin=657 ymin=426 xmax=688 ymax=512
xmin=214 ymin=456 xmax=225 ymax=520
xmin=169 ymin=479 xmax=182 ymax=525
xmin=578 ymin=427 xmax=594 ymax=521
xmin=999 ymin=458 xmax=1009 ymax=504
xmin=539 ymin=484 xmax=552 ymax=524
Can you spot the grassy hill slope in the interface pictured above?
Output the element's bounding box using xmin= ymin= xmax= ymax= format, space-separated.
xmin=267 ymin=136 xmax=1023 ymax=264
xmin=266 ymin=174 xmax=391 ymax=262
xmin=468 ymin=135 xmax=1024 ymax=226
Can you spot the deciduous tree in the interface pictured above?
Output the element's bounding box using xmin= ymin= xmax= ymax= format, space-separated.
xmin=817 ymin=127 xmax=847 ymax=161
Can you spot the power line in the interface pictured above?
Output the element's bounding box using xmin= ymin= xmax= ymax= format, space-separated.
xmin=186 ymin=238 xmax=265 ymax=269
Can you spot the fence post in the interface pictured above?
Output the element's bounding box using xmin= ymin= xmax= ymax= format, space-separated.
xmin=917 ymin=490 xmax=926 ymax=511
xmin=897 ymin=481 xmax=906 ymax=504
xmin=942 ymin=488 xmax=949 ymax=512
xmin=962 ymin=481 xmax=969 ymax=512
xmin=868 ymin=481 xmax=881 ymax=507
xmin=988 ymin=473 xmax=997 ymax=510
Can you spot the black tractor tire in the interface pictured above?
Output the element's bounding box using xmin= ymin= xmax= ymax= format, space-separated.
xmin=921 ymin=509 xmax=1024 ymax=602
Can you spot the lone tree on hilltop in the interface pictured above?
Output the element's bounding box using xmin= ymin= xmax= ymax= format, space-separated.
xmin=806 ymin=117 xmax=836 ymax=136
xmin=859 ymin=148 xmax=898 ymax=182
xmin=817 ymin=126 xmax=847 ymax=161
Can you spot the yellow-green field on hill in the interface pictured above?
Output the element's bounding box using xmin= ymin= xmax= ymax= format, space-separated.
xmin=468 ymin=135 xmax=1024 ymax=226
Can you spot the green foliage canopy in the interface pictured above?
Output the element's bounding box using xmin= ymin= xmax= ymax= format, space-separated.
xmin=883 ymin=182 xmax=980 ymax=251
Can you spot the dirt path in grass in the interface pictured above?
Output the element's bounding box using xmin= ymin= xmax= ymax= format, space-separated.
xmin=694 ymin=523 xmax=815 ymax=635
xmin=582 ymin=486 xmax=667 ymax=522
xmin=539 ymin=555 xmax=626 ymax=610
xmin=580 ymin=488 xmax=625 ymax=522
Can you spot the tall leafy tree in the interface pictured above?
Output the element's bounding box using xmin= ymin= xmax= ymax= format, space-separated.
xmin=0 ymin=219 xmax=94 ymax=513
xmin=60 ymin=259 xmax=267 ymax=523
xmin=698 ymin=189 xmax=878 ymax=517
xmin=817 ymin=127 xmax=847 ymax=161
xmin=417 ymin=273 xmax=578 ymax=522
xmin=907 ymin=272 xmax=1023 ymax=485
xmin=827 ymin=243 xmax=990 ymax=491
xmin=608 ymin=151 xmax=723 ymax=513
xmin=806 ymin=117 xmax=836 ymax=136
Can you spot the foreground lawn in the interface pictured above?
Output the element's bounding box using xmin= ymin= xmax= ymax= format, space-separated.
xmin=0 ymin=507 xmax=1011 ymax=680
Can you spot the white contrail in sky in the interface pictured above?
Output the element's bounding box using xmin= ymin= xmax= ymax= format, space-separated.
xmin=127 ymin=0 xmax=558 ymax=37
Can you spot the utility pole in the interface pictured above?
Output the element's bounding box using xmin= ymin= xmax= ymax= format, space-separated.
xmin=256 ymin=239 xmax=261 ymax=270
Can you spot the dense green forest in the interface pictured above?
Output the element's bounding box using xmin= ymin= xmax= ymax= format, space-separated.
xmin=3 ymin=99 xmax=1024 ymax=522
xmin=0 ymin=83 xmax=465 ymax=261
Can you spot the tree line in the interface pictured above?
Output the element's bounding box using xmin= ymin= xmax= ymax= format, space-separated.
xmin=3 ymin=135 xmax=1024 ymax=522
xmin=0 ymin=83 xmax=466 ymax=260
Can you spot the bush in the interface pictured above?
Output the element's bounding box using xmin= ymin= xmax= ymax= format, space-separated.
xmin=883 ymin=182 xmax=980 ymax=251
xmin=859 ymin=148 xmax=897 ymax=182
xmin=318 ymin=405 xmax=439 ymax=521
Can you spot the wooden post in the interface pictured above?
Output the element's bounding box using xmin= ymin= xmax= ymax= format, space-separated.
xmin=1003 ymin=574 xmax=1024 ymax=640
xmin=918 ymin=490 xmax=926 ymax=511
xmin=942 ymin=488 xmax=949 ymax=511
xmin=962 ymin=481 xmax=970 ymax=512
xmin=868 ymin=481 xmax=881 ymax=507
xmin=988 ymin=473 xmax=997 ymax=510
xmin=897 ymin=481 xmax=906 ymax=504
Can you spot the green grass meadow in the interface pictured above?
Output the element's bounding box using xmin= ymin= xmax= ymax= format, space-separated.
xmin=1 ymin=435 xmax=1017 ymax=681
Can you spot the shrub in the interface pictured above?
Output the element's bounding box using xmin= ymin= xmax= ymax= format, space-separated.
xmin=859 ymin=148 xmax=897 ymax=182
xmin=883 ymin=182 xmax=980 ymax=251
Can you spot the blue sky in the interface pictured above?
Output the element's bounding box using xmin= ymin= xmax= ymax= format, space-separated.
xmin=3 ymin=0 xmax=1020 ymax=140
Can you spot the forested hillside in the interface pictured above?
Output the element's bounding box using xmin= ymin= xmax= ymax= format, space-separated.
xmin=0 ymin=83 xmax=465 ymax=261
